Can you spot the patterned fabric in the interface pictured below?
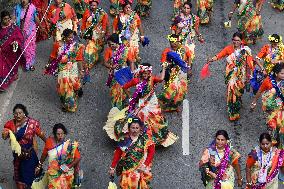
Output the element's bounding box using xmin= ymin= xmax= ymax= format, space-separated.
xmin=72 ymin=0 xmax=88 ymax=19
xmin=14 ymin=3 xmax=37 ymax=70
xmin=271 ymin=0 xmax=284 ymax=11
xmin=83 ymin=8 xmax=108 ymax=69
xmin=118 ymin=132 xmax=154 ymax=189
xmin=159 ymin=47 xmax=189 ymax=112
xmin=199 ymin=142 xmax=240 ymax=188
xmin=135 ymin=0 xmax=152 ymax=17
xmin=104 ymin=47 xmax=132 ymax=110
xmin=172 ymin=0 xmax=187 ymax=19
xmin=257 ymin=44 xmax=284 ymax=74
xmin=4 ymin=118 xmax=42 ymax=187
xmin=216 ymin=45 xmax=254 ymax=121
xmin=32 ymin=0 xmax=49 ymax=41
xmin=246 ymin=146 xmax=282 ymax=188
xmin=0 ymin=25 xmax=24 ymax=90
xmin=109 ymin=0 xmax=122 ymax=16
xmin=50 ymin=42 xmax=84 ymax=112
xmin=197 ymin=0 xmax=214 ymax=24
xmin=113 ymin=12 xmax=141 ymax=59
xmin=261 ymin=78 xmax=284 ymax=147
xmin=172 ymin=13 xmax=199 ymax=61
xmin=46 ymin=140 xmax=79 ymax=189
xmin=47 ymin=3 xmax=77 ymax=41
xmin=110 ymin=82 xmax=129 ymax=110
xmin=225 ymin=46 xmax=253 ymax=121
xmin=236 ymin=0 xmax=264 ymax=44
xmin=114 ymin=76 xmax=177 ymax=146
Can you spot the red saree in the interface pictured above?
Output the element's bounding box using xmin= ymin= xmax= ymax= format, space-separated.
xmin=0 ymin=24 xmax=24 ymax=90
xmin=32 ymin=0 xmax=49 ymax=42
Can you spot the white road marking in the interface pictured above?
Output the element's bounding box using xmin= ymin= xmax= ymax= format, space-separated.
xmin=182 ymin=99 xmax=190 ymax=155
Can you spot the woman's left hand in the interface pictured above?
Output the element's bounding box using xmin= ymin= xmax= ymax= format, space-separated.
xmin=140 ymin=36 xmax=145 ymax=42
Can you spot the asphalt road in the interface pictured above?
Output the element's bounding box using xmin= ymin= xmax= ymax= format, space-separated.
xmin=0 ymin=0 xmax=284 ymax=188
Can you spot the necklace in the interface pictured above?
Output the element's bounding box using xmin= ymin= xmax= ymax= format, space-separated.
xmin=259 ymin=149 xmax=272 ymax=169
xmin=55 ymin=140 xmax=64 ymax=161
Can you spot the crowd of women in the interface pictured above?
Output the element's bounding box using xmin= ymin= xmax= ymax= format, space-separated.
xmin=0 ymin=0 xmax=283 ymax=188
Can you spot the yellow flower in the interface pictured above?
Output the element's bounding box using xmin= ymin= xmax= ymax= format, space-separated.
xmin=128 ymin=118 xmax=133 ymax=123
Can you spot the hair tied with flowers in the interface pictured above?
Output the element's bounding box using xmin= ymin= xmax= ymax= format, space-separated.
xmin=268 ymin=35 xmax=282 ymax=43
xmin=167 ymin=35 xmax=179 ymax=43
xmin=127 ymin=117 xmax=133 ymax=123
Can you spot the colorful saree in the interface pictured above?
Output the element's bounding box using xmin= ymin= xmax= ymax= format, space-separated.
xmin=172 ymin=13 xmax=200 ymax=61
xmin=109 ymin=0 xmax=122 ymax=16
xmin=197 ymin=0 xmax=214 ymax=24
xmin=122 ymin=77 xmax=178 ymax=146
xmin=50 ymin=42 xmax=84 ymax=112
xmin=259 ymin=77 xmax=284 ymax=147
xmin=216 ymin=45 xmax=254 ymax=121
xmin=256 ymin=43 xmax=284 ymax=74
xmin=172 ymin=0 xmax=187 ymax=19
xmin=271 ymin=0 xmax=284 ymax=11
xmin=158 ymin=47 xmax=190 ymax=112
xmin=104 ymin=46 xmax=133 ymax=110
xmin=32 ymin=0 xmax=49 ymax=41
xmin=135 ymin=0 xmax=152 ymax=17
xmin=199 ymin=142 xmax=240 ymax=188
xmin=236 ymin=0 xmax=264 ymax=44
xmin=72 ymin=0 xmax=88 ymax=20
xmin=111 ymin=131 xmax=155 ymax=189
xmin=47 ymin=3 xmax=77 ymax=41
xmin=14 ymin=3 xmax=37 ymax=70
xmin=0 ymin=24 xmax=24 ymax=90
xmin=246 ymin=146 xmax=284 ymax=188
xmin=82 ymin=7 xmax=108 ymax=69
xmin=3 ymin=118 xmax=43 ymax=187
xmin=43 ymin=137 xmax=81 ymax=189
xmin=113 ymin=12 xmax=141 ymax=59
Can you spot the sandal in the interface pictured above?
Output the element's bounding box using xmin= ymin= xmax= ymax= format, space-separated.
xmin=30 ymin=66 xmax=35 ymax=71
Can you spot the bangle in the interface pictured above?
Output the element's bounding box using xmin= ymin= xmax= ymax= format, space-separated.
xmin=246 ymin=182 xmax=252 ymax=186
xmin=109 ymin=167 xmax=115 ymax=170
xmin=229 ymin=11 xmax=234 ymax=14
xmin=38 ymin=161 xmax=43 ymax=166
xmin=251 ymin=102 xmax=256 ymax=106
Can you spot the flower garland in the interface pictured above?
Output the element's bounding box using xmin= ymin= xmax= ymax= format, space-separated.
xmin=120 ymin=11 xmax=136 ymax=40
xmin=106 ymin=44 xmax=126 ymax=87
xmin=128 ymin=80 xmax=148 ymax=113
xmin=269 ymin=74 xmax=284 ymax=103
xmin=44 ymin=42 xmax=74 ymax=76
xmin=252 ymin=149 xmax=284 ymax=188
xmin=83 ymin=8 xmax=103 ymax=39
xmin=213 ymin=144 xmax=230 ymax=189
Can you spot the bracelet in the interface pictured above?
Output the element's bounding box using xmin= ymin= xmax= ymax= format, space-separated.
xmin=35 ymin=166 xmax=41 ymax=170
xmin=251 ymin=102 xmax=256 ymax=106
xmin=109 ymin=167 xmax=115 ymax=170
xmin=246 ymin=182 xmax=252 ymax=186
xmin=229 ymin=11 xmax=234 ymax=14
xmin=38 ymin=161 xmax=43 ymax=166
